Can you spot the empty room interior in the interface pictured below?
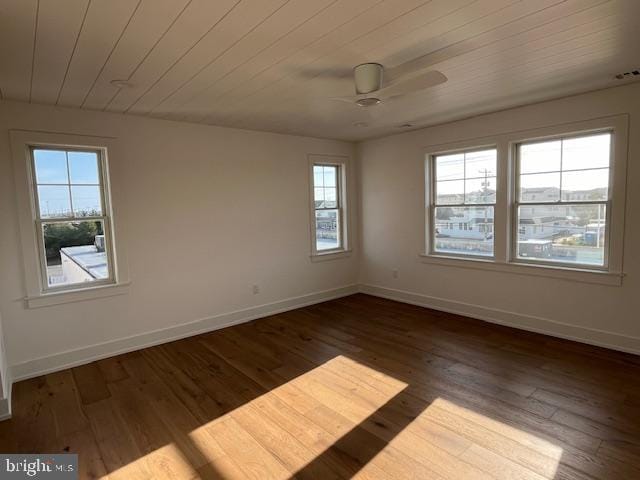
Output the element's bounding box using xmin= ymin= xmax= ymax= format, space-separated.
xmin=1 ymin=0 xmax=640 ymax=479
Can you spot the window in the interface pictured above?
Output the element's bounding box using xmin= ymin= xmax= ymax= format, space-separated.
xmin=309 ymin=155 xmax=349 ymax=257
xmin=429 ymin=148 xmax=497 ymax=258
xmin=423 ymin=116 xmax=627 ymax=284
xmin=313 ymin=164 xmax=342 ymax=252
xmin=515 ymin=132 xmax=611 ymax=268
xmin=30 ymin=146 xmax=114 ymax=291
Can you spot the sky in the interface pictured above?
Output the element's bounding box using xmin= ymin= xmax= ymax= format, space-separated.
xmin=33 ymin=149 xmax=103 ymax=218
xmin=435 ymin=132 xmax=610 ymax=204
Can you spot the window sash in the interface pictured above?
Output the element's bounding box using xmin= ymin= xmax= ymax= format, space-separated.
xmin=512 ymin=200 xmax=611 ymax=270
xmin=512 ymin=131 xmax=613 ymax=270
xmin=29 ymin=146 xmax=115 ymax=292
xmin=313 ymin=163 xmax=344 ymax=253
xmin=429 ymin=149 xmax=497 ymax=259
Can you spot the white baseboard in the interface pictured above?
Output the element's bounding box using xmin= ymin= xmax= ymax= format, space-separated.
xmin=359 ymin=284 xmax=640 ymax=356
xmin=10 ymin=284 xmax=359 ymax=383
xmin=0 ymin=380 xmax=12 ymax=421
xmin=6 ymin=281 xmax=638 ymax=419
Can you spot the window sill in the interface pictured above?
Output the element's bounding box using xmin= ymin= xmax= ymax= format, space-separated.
xmin=310 ymin=249 xmax=352 ymax=262
xmin=25 ymin=281 xmax=131 ymax=309
xmin=419 ymin=254 xmax=623 ymax=286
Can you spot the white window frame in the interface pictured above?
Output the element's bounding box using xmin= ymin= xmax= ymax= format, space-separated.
xmin=421 ymin=115 xmax=628 ymax=286
xmin=11 ymin=130 xmax=130 ymax=308
xmin=511 ymin=130 xmax=613 ymax=271
xmin=427 ymin=145 xmax=498 ymax=260
xmin=308 ymin=154 xmax=351 ymax=261
xmin=29 ymin=145 xmax=116 ymax=292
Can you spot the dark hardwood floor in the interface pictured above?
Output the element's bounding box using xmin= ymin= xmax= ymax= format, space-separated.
xmin=1 ymin=293 xmax=640 ymax=479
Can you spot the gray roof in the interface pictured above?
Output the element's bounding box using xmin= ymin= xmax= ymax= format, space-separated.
xmin=61 ymin=245 xmax=108 ymax=279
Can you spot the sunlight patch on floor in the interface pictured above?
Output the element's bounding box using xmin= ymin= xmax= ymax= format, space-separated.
xmin=101 ymin=356 xmax=564 ymax=479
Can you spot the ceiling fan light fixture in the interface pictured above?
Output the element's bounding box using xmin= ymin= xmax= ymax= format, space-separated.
xmin=355 ymin=97 xmax=381 ymax=107
xmin=354 ymin=63 xmax=383 ymax=94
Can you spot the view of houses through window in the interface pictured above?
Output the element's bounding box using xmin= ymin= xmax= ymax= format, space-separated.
xmin=313 ymin=164 xmax=341 ymax=251
xmin=429 ymin=132 xmax=611 ymax=268
xmin=32 ymin=147 xmax=112 ymax=289
xmin=433 ymin=148 xmax=497 ymax=257
xmin=516 ymin=133 xmax=610 ymax=267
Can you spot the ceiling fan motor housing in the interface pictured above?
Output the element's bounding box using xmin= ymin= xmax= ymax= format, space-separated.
xmin=354 ymin=63 xmax=384 ymax=94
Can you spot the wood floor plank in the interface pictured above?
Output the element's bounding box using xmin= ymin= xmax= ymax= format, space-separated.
xmin=72 ymin=362 xmax=111 ymax=405
xmin=95 ymin=355 xmax=129 ymax=383
xmin=3 ymin=293 xmax=639 ymax=480
xmin=207 ymin=416 xmax=292 ymax=479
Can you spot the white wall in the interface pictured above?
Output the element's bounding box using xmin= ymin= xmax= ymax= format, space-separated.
xmin=0 ymin=310 xmax=9 ymax=419
xmin=0 ymin=101 xmax=357 ymax=378
xmin=0 ymin=310 xmax=6 ymax=396
xmin=358 ymin=83 xmax=640 ymax=353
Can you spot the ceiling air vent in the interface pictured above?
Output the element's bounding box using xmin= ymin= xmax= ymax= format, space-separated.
xmin=615 ymin=70 xmax=640 ymax=80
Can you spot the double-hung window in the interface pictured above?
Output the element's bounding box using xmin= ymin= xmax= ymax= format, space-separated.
xmin=30 ymin=146 xmax=114 ymax=291
xmin=515 ymin=132 xmax=611 ymax=268
xmin=424 ymin=116 xmax=627 ymax=283
xmin=309 ymin=156 xmax=348 ymax=256
xmin=430 ymin=148 xmax=497 ymax=258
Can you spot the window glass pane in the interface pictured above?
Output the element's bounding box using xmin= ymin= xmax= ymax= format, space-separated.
xmin=562 ymin=133 xmax=610 ymax=171
xmin=436 ymin=180 xmax=464 ymax=205
xmin=33 ymin=149 xmax=68 ymax=184
xmin=315 ymin=209 xmax=339 ymax=251
xmin=313 ymin=166 xmax=324 ymax=187
xmin=68 ymin=151 xmax=100 ymax=184
xmin=464 ymin=149 xmax=496 ymax=178
xmin=435 ymin=154 xmax=464 ymax=181
xmin=38 ymin=185 xmax=72 ymax=218
xmin=71 ymin=185 xmax=103 ymax=216
xmin=323 ymin=166 xmax=337 ymax=187
xmin=561 ymin=169 xmax=608 ymax=201
xmin=42 ymin=220 xmax=109 ymax=288
xmin=465 ymin=177 xmax=496 ymax=204
xmin=519 ymin=172 xmax=560 ymax=202
xmin=519 ymin=140 xmax=561 ymax=174
xmin=517 ymin=204 xmax=606 ymax=266
xmin=434 ymin=206 xmax=494 ymax=257
xmin=323 ymin=187 xmax=337 ymax=208
xmin=314 ymin=187 xmax=324 ymax=206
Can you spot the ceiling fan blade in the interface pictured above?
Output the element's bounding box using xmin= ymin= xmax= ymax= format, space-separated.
xmin=328 ymin=95 xmax=358 ymax=104
xmin=377 ymin=70 xmax=447 ymax=99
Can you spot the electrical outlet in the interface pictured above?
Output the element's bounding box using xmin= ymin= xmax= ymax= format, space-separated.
xmin=252 ymin=284 xmax=260 ymax=295
xmin=392 ymin=269 xmax=399 ymax=279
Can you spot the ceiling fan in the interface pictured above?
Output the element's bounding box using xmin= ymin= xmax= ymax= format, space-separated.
xmin=328 ymin=62 xmax=447 ymax=109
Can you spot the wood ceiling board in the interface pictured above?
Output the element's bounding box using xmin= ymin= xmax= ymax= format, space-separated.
xmin=211 ymin=0 xmax=623 ymax=136
xmin=196 ymin=0 xmax=441 ymax=125
xmin=221 ymin=0 xmax=576 ymax=130
xmin=81 ymin=0 xmax=191 ymax=111
xmin=226 ymin=39 xmax=629 ymax=140
xmin=150 ymin=0 xmax=338 ymax=119
xmin=204 ymin=0 xmax=525 ymax=126
xmin=324 ymin=35 xmax=629 ymax=138
xmin=167 ymin=0 xmax=378 ymax=122
xmin=125 ymin=0 xmax=290 ymax=115
xmin=103 ymin=0 xmax=241 ymax=113
xmin=0 ymin=0 xmax=38 ymax=101
xmin=185 ymin=0 xmax=475 ymax=123
xmin=29 ymin=0 xmax=89 ymax=105
xmin=56 ymin=0 xmax=141 ymax=107
xmin=1 ymin=0 xmax=638 ymax=140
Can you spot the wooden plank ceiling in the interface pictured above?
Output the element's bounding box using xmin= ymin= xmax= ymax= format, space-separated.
xmin=0 ymin=0 xmax=638 ymax=141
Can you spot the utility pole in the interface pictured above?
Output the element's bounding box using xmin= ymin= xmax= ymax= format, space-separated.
xmin=479 ymin=168 xmax=491 ymax=240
